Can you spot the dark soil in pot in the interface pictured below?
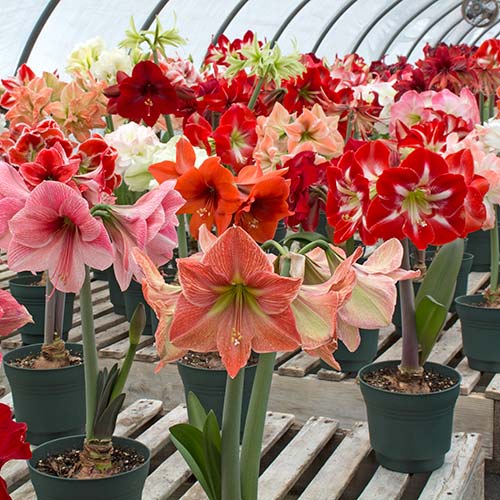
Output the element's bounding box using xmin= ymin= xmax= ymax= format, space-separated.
xmin=29 ymin=435 xmax=150 ymax=500
xmin=359 ymin=360 xmax=460 ymax=473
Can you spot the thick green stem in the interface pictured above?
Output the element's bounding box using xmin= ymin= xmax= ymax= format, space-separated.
xmin=164 ymin=114 xmax=175 ymax=140
xmin=177 ymin=214 xmax=188 ymax=258
xmin=491 ymin=208 xmax=499 ymax=292
xmin=105 ymin=115 xmax=114 ymax=133
xmin=240 ymin=352 xmax=276 ymax=500
xmin=260 ymin=240 xmax=287 ymax=256
xmin=221 ymin=369 xmax=244 ymax=500
xmin=480 ymin=93 xmax=486 ymax=124
xmin=248 ymin=77 xmax=265 ymax=111
xmin=43 ymin=277 xmax=55 ymax=345
xmin=81 ymin=266 xmax=99 ymax=440
xmin=110 ymin=343 xmax=137 ymax=402
xmin=399 ymin=239 xmax=420 ymax=373
xmin=488 ymin=95 xmax=495 ymax=121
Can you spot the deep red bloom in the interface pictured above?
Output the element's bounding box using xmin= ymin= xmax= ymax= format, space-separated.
xmin=105 ymin=61 xmax=178 ymax=127
xmin=212 ymin=104 xmax=257 ymax=172
xmin=175 ymin=157 xmax=242 ymax=238
xmin=183 ymin=112 xmax=212 ymax=152
xmin=19 ymin=143 xmax=80 ymax=188
xmin=366 ymin=148 xmax=468 ymax=249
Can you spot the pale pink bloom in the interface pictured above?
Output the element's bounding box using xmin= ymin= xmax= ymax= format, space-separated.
xmin=389 ymin=90 xmax=432 ymax=136
xmin=7 ymin=181 xmax=114 ymax=292
xmin=0 ymin=162 xmax=30 ymax=249
xmin=0 ymin=289 xmax=32 ymax=337
xmin=431 ymin=88 xmax=480 ymax=129
xmin=104 ymin=181 xmax=184 ymax=291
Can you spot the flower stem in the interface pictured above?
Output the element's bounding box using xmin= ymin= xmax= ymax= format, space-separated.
xmin=105 ymin=115 xmax=114 ymax=133
xmin=248 ymin=77 xmax=264 ymax=111
xmin=240 ymin=352 xmax=275 ymax=500
xmin=221 ymin=369 xmax=244 ymax=500
xmin=399 ymin=239 xmax=420 ymax=373
xmin=162 ymin=114 xmax=175 ymax=142
xmin=81 ymin=266 xmax=99 ymax=440
xmin=43 ymin=277 xmax=55 ymax=345
xmin=491 ymin=208 xmax=499 ymax=293
xmin=177 ymin=214 xmax=188 ymax=258
xmin=260 ymin=240 xmax=287 ymax=256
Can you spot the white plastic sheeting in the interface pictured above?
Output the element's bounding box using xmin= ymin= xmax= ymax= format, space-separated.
xmin=0 ymin=0 xmax=498 ymax=78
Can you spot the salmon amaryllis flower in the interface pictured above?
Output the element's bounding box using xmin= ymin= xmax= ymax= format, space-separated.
xmin=0 ymin=403 xmax=31 ymax=499
xmin=366 ymin=148 xmax=468 ymax=249
xmin=168 ymin=226 xmax=302 ymax=378
xmin=0 ymin=289 xmax=32 ymax=348
xmin=7 ymin=182 xmax=115 ymax=292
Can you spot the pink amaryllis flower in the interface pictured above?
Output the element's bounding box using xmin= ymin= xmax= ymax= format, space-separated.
xmin=0 ymin=289 xmax=32 ymax=340
xmin=169 ymin=226 xmax=302 ymax=378
xmin=7 ymin=181 xmax=114 ymax=292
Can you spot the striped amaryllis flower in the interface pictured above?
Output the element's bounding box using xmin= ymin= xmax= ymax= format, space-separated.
xmin=366 ymin=148 xmax=468 ymax=249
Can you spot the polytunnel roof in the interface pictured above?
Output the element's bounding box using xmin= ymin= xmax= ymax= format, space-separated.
xmin=2 ymin=0 xmax=500 ymax=77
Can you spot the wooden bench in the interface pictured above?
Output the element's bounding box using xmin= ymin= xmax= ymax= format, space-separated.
xmin=1 ymin=394 xmax=484 ymax=500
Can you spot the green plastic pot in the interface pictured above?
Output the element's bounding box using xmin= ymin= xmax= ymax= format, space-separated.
xmin=321 ymin=329 xmax=379 ymax=373
xmin=3 ymin=343 xmax=85 ymax=445
xmin=8 ymin=277 xmax=75 ymax=345
xmin=106 ymin=267 xmax=126 ymax=316
xmin=455 ymin=294 xmax=500 ymax=372
xmin=359 ymin=360 xmax=460 ymax=473
xmin=177 ymin=361 xmax=257 ymax=431
xmin=28 ymin=435 xmax=150 ymax=500
xmin=467 ymin=228 xmax=497 ymax=272
xmin=123 ymin=280 xmax=153 ymax=335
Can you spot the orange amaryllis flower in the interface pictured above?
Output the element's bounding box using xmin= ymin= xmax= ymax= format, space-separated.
xmin=175 ymin=157 xmax=241 ymax=238
xmin=168 ymin=226 xmax=302 ymax=378
xmin=149 ymin=137 xmax=197 ymax=183
xmin=131 ymin=248 xmax=184 ymax=372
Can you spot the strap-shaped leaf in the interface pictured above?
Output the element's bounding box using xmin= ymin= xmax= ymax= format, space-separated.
xmin=187 ymin=391 xmax=208 ymax=431
xmin=416 ymin=295 xmax=448 ymax=364
xmin=202 ymin=412 xmax=222 ymax=499
xmin=170 ymin=424 xmax=218 ymax=500
xmin=94 ymin=393 xmax=126 ymax=439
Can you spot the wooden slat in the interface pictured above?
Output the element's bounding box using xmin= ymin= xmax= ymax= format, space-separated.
xmin=456 ymin=358 xmax=481 ymax=395
xmin=68 ymin=312 xmax=127 ymax=343
xmin=136 ymin=404 xmax=188 ymax=456
xmin=99 ymin=335 xmax=154 ymax=359
xmin=73 ymin=288 xmax=110 ymax=314
xmin=418 ymin=433 xmax=483 ymax=500
xmin=485 ymin=374 xmax=500 ymax=401
xmin=257 ymin=416 xmax=338 ymax=500
xmin=299 ymin=422 xmax=370 ymax=500
xmin=427 ymin=323 xmax=462 ymax=365
xmin=8 ymin=399 xmax=163 ymax=500
xmin=376 ymin=325 xmax=398 ymax=351
xmin=94 ymin=323 xmax=130 ymax=350
xmin=277 ymin=352 xmax=320 ymax=377
xmin=358 ymin=467 xmax=409 ymax=500
xmin=72 ymin=301 xmax=114 ymax=328
xmin=179 ymin=411 xmax=295 ymax=500
xmin=1 ymin=334 xmax=22 ymax=349
xmin=135 ymin=343 xmax=160 ymax=362
xmin=317 ymin=369 xmax=347 ymax=381
xmin=467 ymin=271 xmax=490 ymax=294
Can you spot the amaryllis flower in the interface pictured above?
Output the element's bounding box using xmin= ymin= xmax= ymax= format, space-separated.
xmin=101 ymin=181 xmax=184 ymax=291
xmin=0 ymin=403 xmax=31 ymax=499
xmin=175 ymin=157 xmax=242 ymax=238
xmin=168 ymin=226 xmax=302 ymax=378
xmin=183 ymin=112 xmax=212 ymax=152
xmin=8 ymin=181 xmax=114 ymax=292
xmin=473 ymin=39 xmax=500 ymax=95
xmin=366 ymin=148 xmax=468 ymax=249
xmin=105 ymin=61 xmax=178 ymax=127
xmin=0 ymin=289 xmax=32 ymax=338
xmin=0 ymin=162 xmax=30 ymax=249
xmin=149 ymin=137 xmax=199 ymax=182
xmin=212 ymin=104 xmax=257 ymax=172
xmin=18 ymin=143 xmax=80 ymax=189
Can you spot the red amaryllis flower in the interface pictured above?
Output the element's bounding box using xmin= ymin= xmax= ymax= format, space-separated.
xmin=105 ymin=61 xmax=177 ymax=127
xmin=282 ymin=151 xmax=327 ymax=231
xmin=149 ymin=136 xmax=197 ymax=183
xmin=183 ymin=112 xmax=212 ymax=152
xmin=18 ymin=143 xmax=80 ymax=189
xmin=445 ymin=149 xmax=488 ymax=235
xmin=366 ymin=148 xmax=468 ymax=249
xmin=204 ymin=30 xmax=257 ymax=67
xmin=0 ymin=64 xmax=36 ymax=108
xmin=472 ymin=38 xmax=500 ymax=95
xmin=175 ymin=157 xmax=242 ymax=238
xmin=212 ymin=103 xmax=257 ymax=172
xmin=326 ymin=141 xmax=391 ymax=245
xmin=0 ymin=403 xmax=31 ymax=498
xmin=234 ymin=174 xmax=291 ymax=242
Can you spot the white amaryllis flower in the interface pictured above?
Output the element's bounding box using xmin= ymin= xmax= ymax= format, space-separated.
xmin=90 ymin=48 xmax=133 ymax=84
xmin=477 ymin=118 xmax=500 ymax=153
xmin=66 ymin=36 xmax=105 ymax=75
xmin=354 ymin=80 xmax=397 ymax=107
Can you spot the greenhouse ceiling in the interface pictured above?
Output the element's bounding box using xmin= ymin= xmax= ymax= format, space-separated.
xmin=2 ymin=0 xmax=500 ymax=77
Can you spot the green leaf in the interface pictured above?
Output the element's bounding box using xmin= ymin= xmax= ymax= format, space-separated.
xmin=202 ymin=412 xmax=221 ymax=500
xmin=283 ymin=232 xmax=328 ymax=245
xmin=170 ymin=424 xmax=217 ymax=500
xmin=187 ymin=392 xmax=208 ymax=431
xmin=94 ymin=393 xmax=126 ymax=439
xmin=415 ymin=295 xmax=448 ymax=364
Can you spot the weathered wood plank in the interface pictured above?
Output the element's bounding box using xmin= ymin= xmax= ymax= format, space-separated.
xmin=72 ymin=300 xmax=114 ymax=328
xmin=418 ymin=433 xmax=483 ymax=500
xmin=456 ymin=358 xmax=481 ymax=396
xmin=277 ymin=351 xmax=320 ymax=377
xmin=94 ymin=323 xmax=130 ymax=350
xmin=485 ymin=373 xmax=500 ymax=401
xmin=73 ymin=288 xmax=110 ymax=314
xmin=299 ymin=422 xmax=370 ymax=500
xmin=1 ymin=334 xmax=22 ymax=349
xmin=317 ymin=368 xmax=347 ymax=381
xmin=99 ymin=335 xmax=154 ymax=359
xmin=257 ymin=416 xmax=338 ymax=499
xmin=68 ymin=312 xmax=127 ymax=342
xmin=178 ymin=412 xmax=295 ymax=500
xmin=467 ymin=271 xmax=490 ymax=294
xmin=135 ymin=343 xmax=159 ymax=362
xmin=358 ymin=467 xmax=409 ymax=500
